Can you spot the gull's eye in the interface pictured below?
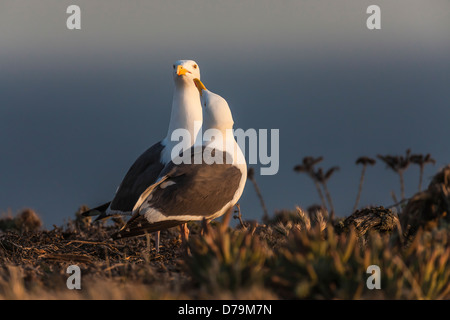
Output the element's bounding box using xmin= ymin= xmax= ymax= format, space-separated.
xmin=173 ymin=65 xmax=176 ymax=69
xmin=193 ymin=64 xmax=198 ymax=69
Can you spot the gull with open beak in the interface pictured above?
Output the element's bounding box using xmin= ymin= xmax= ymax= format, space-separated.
xmin=111 ymin=78 xmax=247 ymax=242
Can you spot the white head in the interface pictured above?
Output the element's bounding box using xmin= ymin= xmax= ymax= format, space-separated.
xmin=172 ymin=60 xmax=201 ymax=85
xmin=193 ymin=78 xmax=234 ymax=132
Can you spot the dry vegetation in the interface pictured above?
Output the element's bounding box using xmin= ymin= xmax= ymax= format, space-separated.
xmin=1 ymin=158 xmax=449 ymax=300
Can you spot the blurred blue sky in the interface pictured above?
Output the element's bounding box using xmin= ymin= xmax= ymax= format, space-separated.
xmin=1 ymin=0 xmax=449 ymax=227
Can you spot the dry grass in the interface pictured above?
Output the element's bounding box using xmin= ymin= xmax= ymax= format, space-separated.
xmin=1 ymin=165 xmax=449 ymax=300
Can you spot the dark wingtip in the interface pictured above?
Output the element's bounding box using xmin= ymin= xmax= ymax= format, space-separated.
xmin=110 ymin=232 xmax=122 ymax=241
xmin=81 ymin=202 xmax=111 ymax=218
xmin=93 ymin=213 xmax=110 ymax=222
xmin=81 ymin=209 xmax=100 ymax=217
xmin=110 ymin=219 xmax=185 ymax=241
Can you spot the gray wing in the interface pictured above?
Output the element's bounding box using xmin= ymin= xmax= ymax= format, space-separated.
xmin=111 ymin=215 xmax=183 ymax=239
xmin=112 ymin=146 xmax=243 ymax=239
xmin=109 ymin=141 xmax=165 ymax=213
xmin=146 ymin=150 xmax=242 ymax=217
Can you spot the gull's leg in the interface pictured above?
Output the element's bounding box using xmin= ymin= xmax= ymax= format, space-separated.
xmin=179 ymin=223 xmax=190 ymax=255
xmin=185 ymin=223 xmax=190 ymax=241
xmin=154 ymin=231 xmax=160 ymax=253
xmin=180 ymin=223 xmax=190 ymax=243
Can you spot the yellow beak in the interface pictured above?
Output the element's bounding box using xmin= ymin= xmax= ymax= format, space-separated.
xmin=193 ymin=78 xmax=206 ymax=96
xmin=176 ymin=65 xmax=190 ymax=76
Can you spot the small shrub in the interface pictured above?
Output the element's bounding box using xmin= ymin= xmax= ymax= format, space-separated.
xmin=186 ymin=226 xmax=269 ymax=294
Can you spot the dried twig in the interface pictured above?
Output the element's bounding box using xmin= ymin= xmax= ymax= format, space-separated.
xmin=410 ymin=153 xmax=436 ymax=192
xmin=233 ymin=204 xmax=247 ymax=230
xmin=247 ymin=168 xmax=269 ymax=222
xmin=378 ymin=149 xmax=412 ymax=201
xmin=353 ymin=157 xmax=376 ymax=212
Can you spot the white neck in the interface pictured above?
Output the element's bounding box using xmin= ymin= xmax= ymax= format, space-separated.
xmin=161 ymin=80 xmax=202 ymax=163
xmin=204 ymin=127 xmax=246 ymax=166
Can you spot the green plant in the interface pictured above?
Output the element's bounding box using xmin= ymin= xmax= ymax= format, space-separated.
xmin=186 ymin=227 xmax=268 ymax=294
xmin=271 ymin=222 xmax=450 ymax=299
